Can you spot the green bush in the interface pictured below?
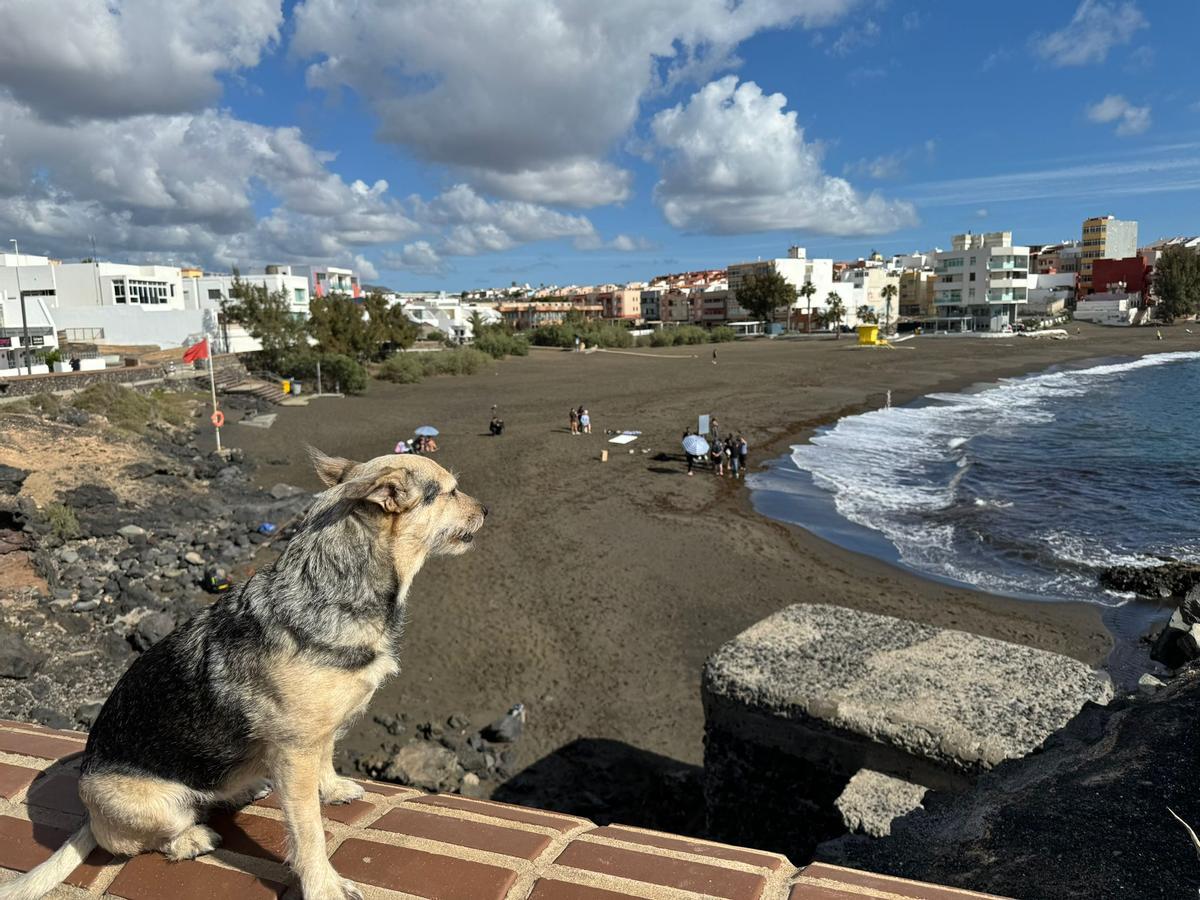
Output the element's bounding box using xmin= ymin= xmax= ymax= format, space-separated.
xmin=377 ymin=348 xmax=492 ymax=383
xmin=377 ymin=354 xmax=425 ymax=384
xmin=674 ymin=325 xmax=708 ymax=345
xmin=43 ymin=503 xmax=79 ymax=540
xmin=531 ymin=320 xmax=632 ymax=349
xmin=279 ymin=351 xmax=368 ymax=395
xmin=634 ymin=335 xmax=652 ymax=347
xmin=709 ymin=326 xmax=736 ymax=343
xmin=649 ymin=329 xmax=675 ymax=347
xmin=473 ymin=328 xmax=529 ymax=359
xmin=72 ymin=384 xmax=194 ymax=432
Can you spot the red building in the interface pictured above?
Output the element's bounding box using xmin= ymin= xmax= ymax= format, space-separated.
xmin=1089 ymin=257 xmax=1151 ymax=297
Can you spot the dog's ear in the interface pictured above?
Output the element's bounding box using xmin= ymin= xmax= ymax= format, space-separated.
xmin=308 ymin=446 xmax=359 ymax=487
xmin=344 ymin=469 xmax=439 ymax=515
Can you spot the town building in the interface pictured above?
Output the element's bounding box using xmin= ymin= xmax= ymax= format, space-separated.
xmin=932 ymin=232 xmax=1029 ymax=332
xmin=836 ymin=265 xmax=901 ymax=330
xmin=639 ymin=287 xmax=662 ymax=322
xmin=727 ymin=247 xmax=835 ymax=329
xmin=180 ymin=266 xmax=311 ymax=353
xmin=0 ymin=292 xmax=59 ymax=375
xmin=1033 ymin=241 xmax=1082 ymax=275
xmin=1074 ymin=288 xmax=1147 ymax=326
xmin=0 ymin=252 xmax=207 ymax=349
xmin=1026 ymin=273 xmax=1076 ymax=317
xmin=290 ymin=265 xmax=362 ymax=300
xmin=498 ymin=301 xmax=602 ymax=329
xmin=1079 ymin=216 xmax=1137 ymax=295
xmin=1140 ymin=236 xmax=1200 ymax=266
xmin=1091 ymin=257 xmax=1152 ymax=298
xmin=897 ymin=270 xmax=937 ymax=318
xmin=398 ymin=297 xmax=501 ymax=344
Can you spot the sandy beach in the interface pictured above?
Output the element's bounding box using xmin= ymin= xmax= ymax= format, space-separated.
xmin=221 ymin=324 xmax=1187 ymax=777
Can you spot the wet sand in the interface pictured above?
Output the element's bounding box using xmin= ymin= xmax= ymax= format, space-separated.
xmin=222 ymin=324 xmax=1188 ymax=772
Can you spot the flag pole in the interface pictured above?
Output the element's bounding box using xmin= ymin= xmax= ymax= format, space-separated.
xmin=206 ymin=341 xmax=222 ymax=453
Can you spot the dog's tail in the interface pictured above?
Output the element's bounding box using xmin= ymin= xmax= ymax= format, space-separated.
xmin=0 ymin=822 xmax=96 ymax=900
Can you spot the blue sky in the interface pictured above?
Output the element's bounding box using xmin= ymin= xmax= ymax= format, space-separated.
xmin=0 ymin=0 xmax=1196 ymax=290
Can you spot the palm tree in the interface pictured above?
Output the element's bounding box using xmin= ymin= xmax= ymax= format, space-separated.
xmin=799 ymin=280 xmax=816 ymax=333
xmin=880 ymin=283 xmax=898 ymax=336
xmin=857 ymin=305 xmax=878 ymax=324
xmin=825 ymin=291 xmax=845 ymax=338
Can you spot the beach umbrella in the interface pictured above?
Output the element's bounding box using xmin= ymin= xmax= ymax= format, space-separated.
xmin=682 ymin=434 xmax=709 ymax=456
xmin=414 ymin=426 xmax=439 ymax=437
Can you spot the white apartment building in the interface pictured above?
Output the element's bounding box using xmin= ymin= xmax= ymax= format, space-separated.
xmin=291 ymin=265 xmax=362 ymax=299
xmin=0 ymin=291 xmax=59 ymax=375
xmin=0 ymin=252 xmax=209 ymax=348
xmin=398 ymin=297 xmax=501 ymax=344
xmin=933 ymin=232 xmax=1029 ymax=332
xmin=727 ymin=246 xmax=835 ymax=328
xmin=835 ymin=266 xmax=902 ymax=330
xmin=180 ymin=266 xmax=311 ymax=353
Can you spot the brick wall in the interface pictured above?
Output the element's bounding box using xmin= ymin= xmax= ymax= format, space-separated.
xmin=0 ymin=720 xmax=1005 ymax=899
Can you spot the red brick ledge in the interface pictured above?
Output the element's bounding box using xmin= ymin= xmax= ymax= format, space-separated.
xmin=0 ymin=719 xmax=1006 ymax=899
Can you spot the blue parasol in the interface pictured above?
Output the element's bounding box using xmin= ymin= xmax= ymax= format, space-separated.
xmin=682 ymin=434 xmax=709 ymax=456
xmin=414 ymin=426 xmax=439 ymax=437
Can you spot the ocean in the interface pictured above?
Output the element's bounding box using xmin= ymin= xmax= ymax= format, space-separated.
xmin=749 ymin=351 xmax=1200 ymax=652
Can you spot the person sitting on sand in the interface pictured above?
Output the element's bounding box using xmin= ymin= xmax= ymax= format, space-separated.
xmin=394 ymin=440 xmax=410 ymax=454
xmin=425 ymin=435 xmax=439 ymax=452
xmin=489 ymin=415 xmax=504 ymax=436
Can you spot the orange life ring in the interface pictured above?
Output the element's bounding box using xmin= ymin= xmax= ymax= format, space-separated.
xmin=210 ymin=410 xmax=225 ymax=428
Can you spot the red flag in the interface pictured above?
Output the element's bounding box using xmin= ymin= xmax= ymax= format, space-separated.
xmin=182 ymin=338 xmax=209 ymax=364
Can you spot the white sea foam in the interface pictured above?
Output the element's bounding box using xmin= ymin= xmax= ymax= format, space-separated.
xmin=772 ymin=350 xmax=1200 ymax=604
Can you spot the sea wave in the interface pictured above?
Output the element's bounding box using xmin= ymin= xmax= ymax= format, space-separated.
xmin=752 ymin=350 xmax=1200 ymax=605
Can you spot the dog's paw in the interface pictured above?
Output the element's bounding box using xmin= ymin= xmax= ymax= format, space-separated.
xmin=319 ymin=776 xmax=365 ymax=806
xmin=162 ymin=824 xmax=221 ymax=861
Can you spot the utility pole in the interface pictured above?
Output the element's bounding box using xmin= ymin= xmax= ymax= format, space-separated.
xmin=10 ymin=240 xmax=31 ymax=375
xmin=90 ymin=234 xmax=102 ymax=306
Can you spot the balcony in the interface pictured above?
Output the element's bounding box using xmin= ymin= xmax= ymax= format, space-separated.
xmin=986 ymin=290 xmax=1028 ymax=303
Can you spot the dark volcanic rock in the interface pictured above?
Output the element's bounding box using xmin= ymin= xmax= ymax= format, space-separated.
xmin=818 ymin=669 xmax=1200 ymax=900
xmin=0 ymin=464 xmax=28 ymax=495
xmin=1150 ymin=591 xmax=1200 ymax=669
xmin=30 ymin=706 xmax=72 ymax=729
xmin=130 ymin=612 xmax=176 ymax=651
xmin=0 ymin=633 xmax=43 ymax=679
xmin=1100 ymin=561 xmax=1200 ymax=599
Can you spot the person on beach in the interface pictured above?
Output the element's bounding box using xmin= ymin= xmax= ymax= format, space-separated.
xmin=580 ymin=408 xmax=592 ymax=434
xmin=723 ymin=438 xmax=734 ymax=476
xmin=569 ymin=407 xmax=579 ymax=435
xmin=729 ymin=438 xmax=740 ymax=478
xmin=394 ymin=440 xmax=410 ymax=454
xmin=736 ymin=435 xmax=748 ymax=477
xmin=709 ymin=417 xmax=720 ymax=444
xmin=489 ymin=415 xmax=504 ymax=436
xmin=712 ymin=348 xmax=718 ymax=365
xmin=710 ymin=440 xmax=724 ymax=476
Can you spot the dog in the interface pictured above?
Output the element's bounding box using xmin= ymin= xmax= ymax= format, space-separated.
xmin=2 ymin=448 xmax=486 ymax=900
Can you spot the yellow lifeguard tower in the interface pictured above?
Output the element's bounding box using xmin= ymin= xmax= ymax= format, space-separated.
xmin=856 ymin=324 xmax=882 ymax=346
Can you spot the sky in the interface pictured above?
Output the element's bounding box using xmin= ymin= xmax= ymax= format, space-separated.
xmin=0 ymin=0 xmax=1196 ymax=290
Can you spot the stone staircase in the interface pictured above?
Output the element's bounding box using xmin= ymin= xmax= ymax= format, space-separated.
xmin=208 ymin=364 xmax=289 ymax=405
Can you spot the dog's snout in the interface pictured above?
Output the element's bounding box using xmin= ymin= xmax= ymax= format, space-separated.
xmin=481 ymin=504 xmax=490 ymax=519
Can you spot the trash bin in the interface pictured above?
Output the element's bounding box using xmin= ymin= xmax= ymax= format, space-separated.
xmin=291 ymin=381 xmax=302 ymax=396
xmin=281 ymin=379 xmax=291 ymax=394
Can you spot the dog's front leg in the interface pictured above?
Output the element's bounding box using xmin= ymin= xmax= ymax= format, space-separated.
xmin=318 ymin=734 xmax=365 ymax=806
xmin=271 ymin=743 xmax=362 ymax=900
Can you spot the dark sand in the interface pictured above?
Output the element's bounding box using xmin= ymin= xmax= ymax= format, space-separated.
xmin=223 ymin=324 xmax=1188 ymax=774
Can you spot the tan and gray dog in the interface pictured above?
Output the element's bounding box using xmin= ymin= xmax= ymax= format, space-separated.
xmin=1 ymin=449 xmax=487 ymax=900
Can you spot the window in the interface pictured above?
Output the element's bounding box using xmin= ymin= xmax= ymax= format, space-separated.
xmin=294 ymin=288 xmax=306 ymax=305
xmin=113 ymin=281 xmax=126 ymax=304
xmin=969 ymin=272 xmax=976 ymax=281
xmin=208 ymin=289 xmax=222 ymax=301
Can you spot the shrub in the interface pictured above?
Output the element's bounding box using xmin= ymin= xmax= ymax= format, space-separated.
xmin=72 ymin=384 xmax=194 ymax=432
xmin=649 ymin=329 xmax=675 ymax=347
xmin=279 ymin=351 xmax=368 ymax=395
xmin=634 ymin=335 xmax=652 ymax=347
xmin=43 ymin=503 xmax=79 ymax=540
xmin=530 ymin=319 xmax=633 ymax=349
xmin=377 ymin=354 xmax=425 ymax=384
xmin=474 ymin=328 xmax=529 ymax=359
xmin=709 ymin=326 xmax=736 ymax=343
xmin=675 ymin=325 xmax=708 ymax=345
xmin=376 ymin=348 xmax=492 ymax=383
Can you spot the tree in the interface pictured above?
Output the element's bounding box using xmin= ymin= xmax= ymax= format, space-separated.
xmin=736 ymin=270 xmax=798 ymax=327
xmin=826 ymin=291 xmax=846 ymax=338
xmin=363 ymin=291 xmax=418 ymax=356
xmin=221 ymin=271 xmax=306 ymax=369
xmin=857 ymin=305 xmax=879 ymax=324
xmin=467 ymin=310 xmax=485 ymax=343
xmin=1154 ymin=246 xmax=1200 ymax=323
xmin=880 ymin=283 xmax=898 ymax=333
xmin=798 ymin=280 xmax=817 ymax=333
xmin=308 ymin=293 xmax=370 ymax=359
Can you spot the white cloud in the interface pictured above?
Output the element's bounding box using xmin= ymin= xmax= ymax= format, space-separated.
xmin=0 ymin=0 xmax=282 ymax=119
xmin=975 ymin=208 xmax=989 ymax=218
xmin=291 ymin=0 xmax=858 ymax=206
xmin=1086 ymin=94 xmax=1151 ymax=136
xmin=382 ymin=242 xmax=448 ymax=276
xmin=1031 ymin=1 xmax=1148 ymax=67
xmin=845 ymin=153 xmax=905 ymax=180
xmin=573 ymin=233 xmax=657 ymax=252
xmin=0 ymin=94 xmax=417 ymax=269
xmin=828 ymin=18 xmax=880 ymax=56
xmin=649 ymin=76 xmax=916 ymax=236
